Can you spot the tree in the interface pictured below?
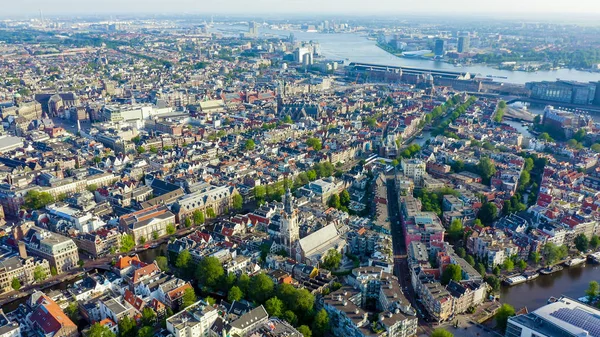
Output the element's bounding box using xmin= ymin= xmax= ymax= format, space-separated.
xmin=524 ymin=158 xmax=534 ymax=172
xmin=283 ymin=310 xmax=298 ymax=326
xmin=120 ymin=234 xmax=135 ymax=252
xmin=575 ymin=234 xmax=589 ymax=253
xmin=495 ymin=304 xmax=516 ymax=332
xmin=237 ymin=274 xmax=250 ymax=294
xmin=530 ymin=251 xmax=542 ymax=264
xmin=475 ymin=263 xmax=486 ymax=276
xmin=137 ymin=326 xmax=153 ymax=337
xmin=306 ymin=170 xmax=317 ymax=181
xmin=517 ymin=260 xmax=527 ymax=271
xmin=503 ymin=259 xmax=514 ymax=272
xmin=65 ymin=302 xmax=79 ymax=323
xmin=498 ymin=100 xmax=507 ymax=109
xmin=456 ymin=247 xmax=466 ymax=258
xmin=205 ymin=296 xmax=216 ymax=306
xmin=152 ymin=231 xmax=159 ymax=240
xmin=312 ymin=309 xmax=330 ymax=337
xmin=322 ymin=249 xmax=342 ymax=270
xmin=136 ymin=146 xmax=146 ymax=154
xmin=327 ymin=195 xmax=341 ymax=209
xmin=88 ymin=323 xmax=116 ymax=337
xmin=206 ymin=208 xmax=216 ymax=218
xmin=448 ymin=219 xmax=464 ymax=242
xmin=138 ymin=236 xmax=146 ymax=245
xmin=283 ymin=115 xmax=293 ymax=124
xmin=228 ymin=286 xmax=243 ymax=302
xmin=192 ymin=210 xmax=205 ymax=225
xmin=466 ymin=255 xmax=476 ymax=267
xmin=265 ymin=297 xmax=284 ymax=317
xmin=591 ymin=235 xmax=600 ymax=250
xmin=86 ymin=184 xmax=98 ymax=193
xmin=477 ymin=157 xmax=496 ymax=183
xmin=24 ymin=190 xmax=55 ymax=210
xmin=586 ymin=281 xmax=599 ymax=303
xmin=156 ymin=256 xmax=169 ymax=272
xmin=295 ymin=288 xmax=315 ymax=313
xmin=306 ymin=138 xmax=322 ymax=151
xmin=196 ymin=256 xmax=224 ymax=289
xmin=340 ymin=189 xmax=350 ymax=205
xmin=519 ymin=170 xmax=530 ymax=187
xmin=431 ymin=329 xmax=454 ymax=337
xmin=542 ymin=243 xmax=568 ymax=266
xmin=477 ymin=202 xmax=498 ymax=225
xmin=441 ymin=264 xmax=462 ymax=285
xmin=539 ymin=132 xmax=553 ymax=142
xmin=485 ymin=275 xmax=501 ymax=292
xmin=297 ymin=325 xmax=312 ymax=337
xmin=11 ymin=278 xmax=20 ymax=291
xmin=249 ymin=273 xmax=274 ymax=303
xmin=175 ymin=250 xmax=191 ymax=269
xmin=244 ymin=139 xmax=256 ymax=151
xmin=118 ymin=316 xmax=137 ymax=337
xmin=182 ymin=288 xmax=197 ymax=308
xmin=141 ymin=307 xmax=157 ymax=326
xmin=33 ymin=265 xmax=47 ymax=282
xmin=166 ymin=223 xmax=176 ymax=235
xmin=233 ymin=194 xmax=243 ymax=210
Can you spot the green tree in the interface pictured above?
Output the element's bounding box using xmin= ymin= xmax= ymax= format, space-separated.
xmin=152 ymin=231 xmax=159 ymax=240
xmin=249 ymin=273 xmax=274 ymax=303
xmin=196 ymin=256 xmax=224 ymax=289
xmin=312 ymin=309 xmax=330 ymax=337
xmin=228 ymin=286 xmax=243 ymax=302
xmin=431 ymin=329 xmax=454 ymax=337
xmin=485 ymin=275 xmax=501 ymax=292
xmin=24 ymin=190 xmax=55 ymax=210
xmin=283 ymin=115 xmax=293 ymax=123
xmin=65 ymin=302 xmax=79 ymax=323
xmin=33 ymin=265 xmax=47 ymax=282
xmin=575 ymin=234 xmax=589 ymax=253
xmin=283 ymin=310 xmax=298 ymax=326
xmin=175 ymin=250 xmax=191 ymax=269
xmin=182 ymin=287 xmax=197 ymax=308
xmin=539 ymin=132 xmax=553 ymax=142
xmin=192 ymin=210 xmax=205 ymax=225
xmin=233 ymin=194 xmax=243 ymax=210
xmin=87 ymin=184 xmax=98 ymax=193
xmin=265 ymin=297 xmax=284 ymax=317
xmin=517 ymin=260 xmax=527 ymax=271
xmin=322 ymin=249 xmax=342 ymax=270
xmin=328 ymin=194 xmax=341 ymax=209
xmin=456 ymin=247 xmax=466 ymax=258
xmin=141 ymin=307 xmax=157 ymax=326
xmin=524 ymin=158 xmax=534 ymax=172
xmin=477 ymin=202 xmax=498 ymax=225
xmin=118 ymin=316 xmax=137 ymax=337
xmin=586 ymin=281 xmax=599 ymax=303
xmin=120 ymin=234 xmax=135 ymax=252
xmin=531 ymin=251 xmax=542 ymax=264
xmin=448 ymin=219 xmax=464 ymax=241
xmin=519 ymin=170 xmax=530 ymax=187
xmin=297 ymin=325 xmax=312 ymax=337
xmin=306 ymin=138 xmax=322 ymax=151
xmin=503 ymin=259 xmax=514 ymax=272
xmin=88 ymin=323 xmax=116 ymax=337
xmin=495 ymin=304 xmax=516 ymax=332
xmin=340 ymin=190 xmax=351 ymax=206
xmin=465 ymin=255 xmax=475 ymax=267
xmin=475 ymin=263 xmax=486 ymax=276
xmin=138 ymin=236 xmax=146 ymax=245
xmin=440 ymin=264 xmax=462 ymax=285
xmin=184 ymin=217 xmax=192 ymax=228
xmin=137 ymin=326 xmax=153 ymax=337
xmin=156 ymin=256 xmax=169 ymax=272
xmin=498 ymin=100 xmax=507 ymax=109
xmin=11 ymin=277 xmax=20 ymax=291
xmin=542 ymin=243 xmax=568 ymax=266
xmin=205 ymin=296 xmax=216 ymax=306
xmin=136 ymin=146 xmax=146 ymax=154
xmin=206 ymin=208 xmax=216 ymax=218
xmin=237 ymin=274 xmax=251 ymax=294
xmin=295 ymin=288 xmax=316 ymax=314
xmin=166 ymin=223 xmax=176 ymax=235
xmin=244 ymin=139 xmax=256 ymax=151
xmin=590 ymin=235 xmax=600 ymax=250
xmin=477 ymin=157 xmax=497 ymax=183
xmin=306 ymin=170 xmax=317 ymax=181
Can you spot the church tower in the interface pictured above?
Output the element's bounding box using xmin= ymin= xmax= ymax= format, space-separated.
xmin=280 ymin=188 xmax=299 ymax=255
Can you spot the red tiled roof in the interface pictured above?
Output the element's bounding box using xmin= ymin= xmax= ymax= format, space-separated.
xmin=29 ymin=295 xmax=76 ymax=334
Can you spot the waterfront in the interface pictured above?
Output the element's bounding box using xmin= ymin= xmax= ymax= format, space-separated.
xmin=213 ymin=24 xmax=600 ymax=85
xmin=500 ymin=263 xmax=600 ymax=311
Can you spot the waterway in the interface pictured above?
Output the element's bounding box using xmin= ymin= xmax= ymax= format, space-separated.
xmin=212 ymin=24 xmax=600 ymax=85
xmin=500 ymin=263 xmax=600 ymax=311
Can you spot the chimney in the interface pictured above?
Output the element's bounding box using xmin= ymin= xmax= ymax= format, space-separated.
xmin=18 ymin=241 xmax=27 ymax=259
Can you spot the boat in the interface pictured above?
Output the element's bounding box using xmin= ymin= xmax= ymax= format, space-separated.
xmin=522 ymin=271 xmax=540 ymax=281
xmin=564 ymin=257 xmax=586 ymax=267
xmin=548 ymin=296 xmax=559 ymax=304
xmin=504 ymin=275 xmax=527 ymax=286
xmin=539 ymin=265 xmax=564 ymax=275
xmin=150 ymin=243 xmax=159 ymax=249
xmin=588 ymin=252 xmax=600 ymax=264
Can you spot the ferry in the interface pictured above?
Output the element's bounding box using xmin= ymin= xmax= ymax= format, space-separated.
xmin=588 ymin=252 xmax=600 ymax=264
xmin=564 ymin=257 xmax=586 ymax=267
xmin=539 ymin=265 xmax=564 ymax=275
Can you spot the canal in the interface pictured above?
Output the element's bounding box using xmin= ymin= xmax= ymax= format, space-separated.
xmin=500 ymin=263 xmax=600 ymax=311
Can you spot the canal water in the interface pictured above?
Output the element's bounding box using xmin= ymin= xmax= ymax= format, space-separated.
xmin=212 ymin=24 xmax=600 ymax=85
xmin=500 ymin=264 xmax=600 ymax=311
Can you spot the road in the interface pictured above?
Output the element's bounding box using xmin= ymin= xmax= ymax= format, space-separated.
xmin=385 ymin=173 xmax=435 ymax=336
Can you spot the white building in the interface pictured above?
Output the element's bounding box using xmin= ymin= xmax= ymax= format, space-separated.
xmin=166 ymin=300 xmax=219 ymax=337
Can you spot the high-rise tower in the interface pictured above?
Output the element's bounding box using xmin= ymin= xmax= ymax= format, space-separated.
xmin=280 ymin=189 xmax=299 ymax=255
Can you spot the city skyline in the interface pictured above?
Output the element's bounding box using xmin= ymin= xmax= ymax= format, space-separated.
xmin=4 ymin=0 xmax=600 ymax=17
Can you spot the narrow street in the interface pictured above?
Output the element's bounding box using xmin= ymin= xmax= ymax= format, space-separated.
xmin=385 ymin=173 xmax=434 ymax=336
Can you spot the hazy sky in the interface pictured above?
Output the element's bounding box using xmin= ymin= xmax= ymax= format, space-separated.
xmin=5 ymin=0 xmax=600 ymax=16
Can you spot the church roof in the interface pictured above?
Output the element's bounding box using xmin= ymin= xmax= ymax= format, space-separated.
xmin=298 ymin=224 xmax=338 ymax=255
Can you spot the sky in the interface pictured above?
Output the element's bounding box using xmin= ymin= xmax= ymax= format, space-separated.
xmin=5 ymin=0 xmax=600 ymax=17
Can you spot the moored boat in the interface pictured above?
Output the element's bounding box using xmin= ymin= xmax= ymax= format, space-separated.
xmin=564 ymin=257 xmax=586 ymax=267
xmin=539 ymin=265 xmax=564 ymax=275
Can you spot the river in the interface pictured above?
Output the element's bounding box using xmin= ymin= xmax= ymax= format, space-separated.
xmin=500 ymin=263 xmax=600 ymax=311
xmin=212 ymin=24 xmax=600 ymax=85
